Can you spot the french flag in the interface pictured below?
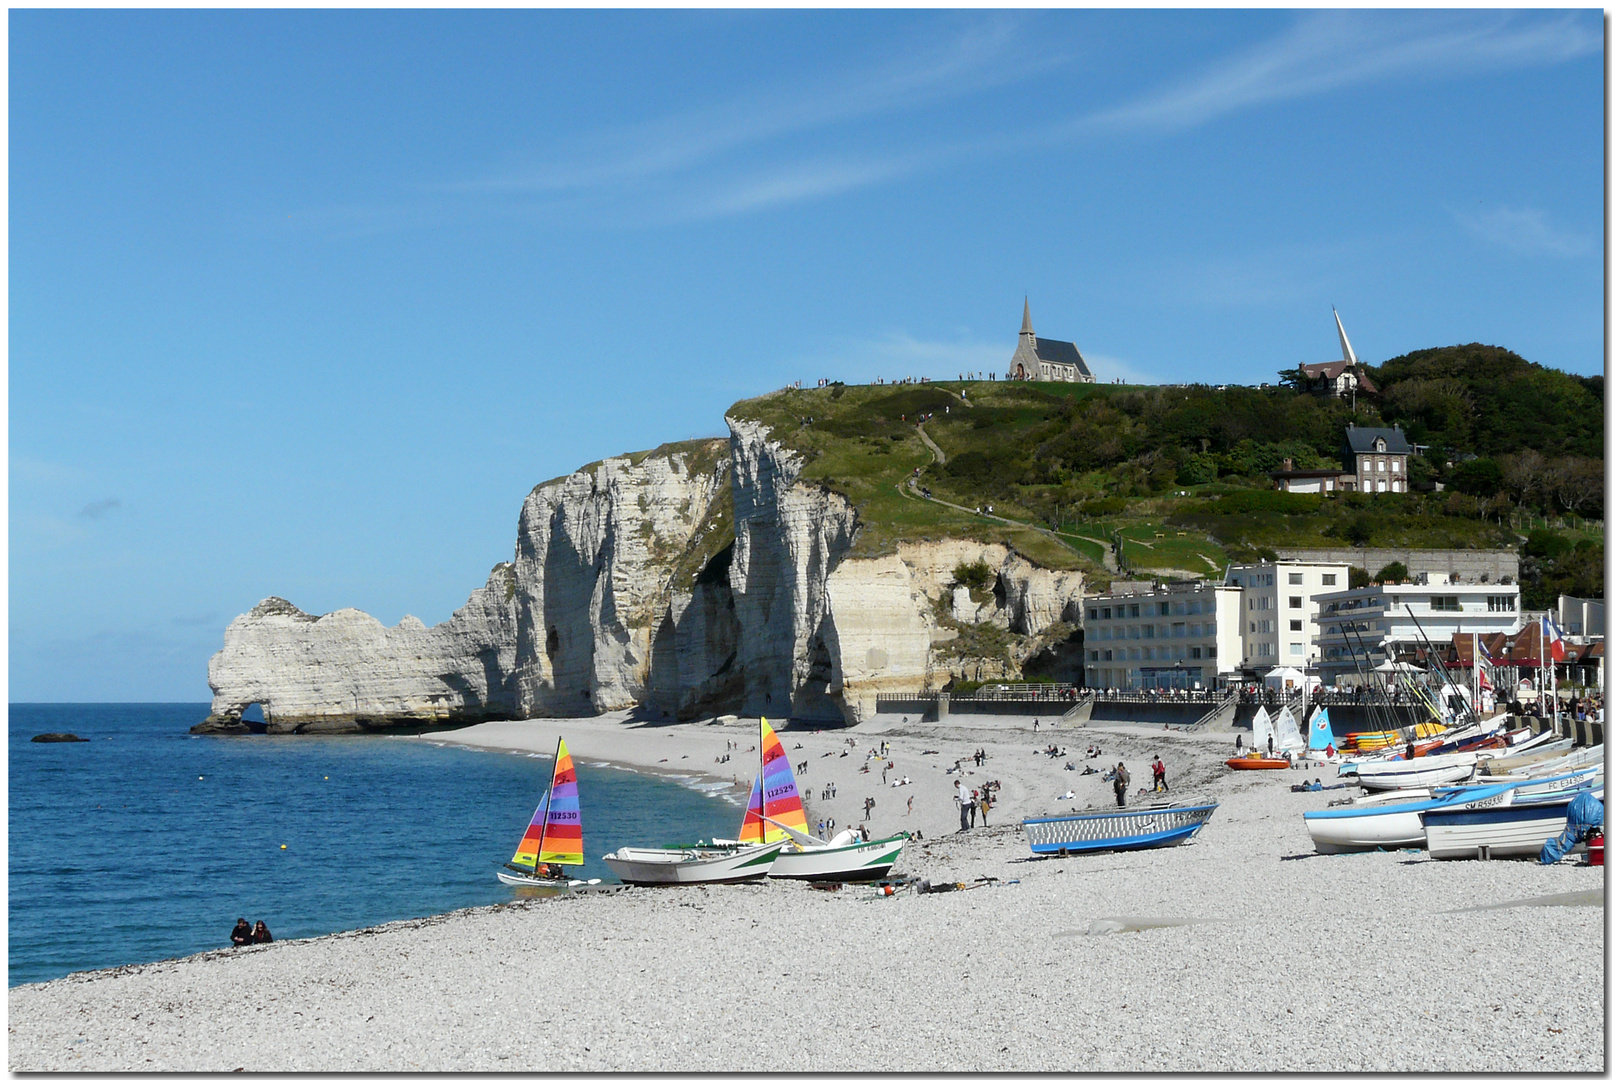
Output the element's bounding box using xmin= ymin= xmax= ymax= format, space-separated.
xmin=1543 ymin=615 xmax=1567 ymax=663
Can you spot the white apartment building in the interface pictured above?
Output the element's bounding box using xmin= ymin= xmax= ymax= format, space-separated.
xmin=1083 ymin=580 xmax=1243 ymax=690
xmin=1311 ymin=574 xmax=1523 ymax=684
xmin=1224 ymin=560 xmax=1353 ymax=674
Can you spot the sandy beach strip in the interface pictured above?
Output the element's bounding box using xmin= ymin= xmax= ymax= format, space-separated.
xmin=9 ymin=716 xmax=1604 ymax=1072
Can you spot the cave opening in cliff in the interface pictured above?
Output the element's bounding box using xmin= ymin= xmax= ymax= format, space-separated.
xmin=237 ymin=703 xmax=269 ymax=734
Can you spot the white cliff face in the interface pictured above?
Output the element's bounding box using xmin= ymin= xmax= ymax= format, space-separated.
xmin=207 ymin=426 xmax=1087 ymax=732
xmin=508 ymin=443 xmax=731 ymax=716
xmin=725 ymin=417 xmax=858 ymax=721
xmin=206 ymin=566 xmax=519 ymax=733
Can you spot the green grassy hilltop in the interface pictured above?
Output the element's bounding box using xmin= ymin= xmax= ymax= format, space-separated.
xmin=727 ymin=344 xmax=1603 ymax=607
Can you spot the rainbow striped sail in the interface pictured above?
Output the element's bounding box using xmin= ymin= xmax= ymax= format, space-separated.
xmin=739 ymin=717 xmax=810 ymax=844
xmin=511 ymin=737 xmax=584 ymax=868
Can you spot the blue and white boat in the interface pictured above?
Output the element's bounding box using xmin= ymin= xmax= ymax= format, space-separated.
xmin=1023 ymin=803 xmax=1217 ymax=855
xmin=1424 ymin=786 xmax=1605 ymax=860
xmin=1304 ymin=767 xmax=1601 ymax=855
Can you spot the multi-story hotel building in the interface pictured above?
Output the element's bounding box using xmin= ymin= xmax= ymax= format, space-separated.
xmin=1083 ymin=579 xmax=1243 ymax=690
xmin=1223 ymin=560 xmax=1353 ymax=674
xmin=1311 ymin=574 xmax=1524 ymax=684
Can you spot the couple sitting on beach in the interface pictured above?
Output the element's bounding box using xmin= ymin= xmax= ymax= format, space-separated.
xmin=230 ymin=919 xmax=272 ymax=947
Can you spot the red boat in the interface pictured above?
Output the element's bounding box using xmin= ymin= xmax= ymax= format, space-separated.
xmin=1226 ymin=754 xmax=1290 ymax=770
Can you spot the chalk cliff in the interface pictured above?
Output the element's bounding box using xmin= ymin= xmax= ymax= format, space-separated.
xmin=203 ymin=424 xmax=1086 ymax=732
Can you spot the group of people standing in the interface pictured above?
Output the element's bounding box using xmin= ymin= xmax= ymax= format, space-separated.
xmin=230 ymin=919 xmax=272 ymax=947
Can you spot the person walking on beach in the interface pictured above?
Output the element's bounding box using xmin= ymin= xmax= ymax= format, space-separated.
xmin=906 ymin=794 xmax=914 ymax=815
xmin=979 ymin=793 xmax=990 ymax=827
xmin=1114 ymin=763 xmax=1130 ymax=807
xmin=231 ymin=919 xmax=252 ymax=947
xmin=863 ymin=797 xmax=875 ymax=822
xmin=1152 ymin=755 xmax=1169 ymax=793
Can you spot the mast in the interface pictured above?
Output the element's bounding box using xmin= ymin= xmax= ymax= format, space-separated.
xmin=534 ymin=736 xmax=561 ymax=875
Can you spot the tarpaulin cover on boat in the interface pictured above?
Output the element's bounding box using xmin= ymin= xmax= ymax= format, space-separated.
xmin=1539 ymin=792 xmax=1605 ymax=865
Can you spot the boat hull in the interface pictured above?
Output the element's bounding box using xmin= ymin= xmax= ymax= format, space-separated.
xmin=1424 ymin=793 xmax=1604 ymax=860
xmin=603 ymin=840 xmax=788 ymax=885
xmin=1023 ymin=803 xmax=1217 ymax=855
xmin=768 ymin=834 xmax=907 ymax=881
xmin=1226 ymin=756 xmax=1289 ymax=770
xmin=1355 ymin=759 xmax=1476 ymax=791
xmin=1304 ymin=785 xmax=1515 ymax=854
xmin=496 ymin=871 xmax=602 ymax=889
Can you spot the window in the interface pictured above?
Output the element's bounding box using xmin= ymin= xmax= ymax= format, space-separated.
xmin=1157 ymin=601 xmax=1170 ymax=615
xmin=1430 ymin=596 xmax=1462 ymax=612
xmin=1143 ymin=625 xmax=1155 ymax=639
xmin=1258 ymin=643 xmax=1274 ymax=657
xmin=1249 ymin=621 xmax=1256 ymax=633
xmin=1102 ymin=650 xmax=1112 ymax=661
xmin=1290 ymin=642 xmax=1304 ymax=655
xmin=1143 ymin=647 xmax=1154 ymax=660
xmin=1257 ymin=597 xmax=1270 ymax=610
xmin=1391 ymin=459 xmax=1400 ymax=472
xmin=1102 ymin=607 xmax=1112 ymax=619
xmin=1288 ymin=573 xmax=1303 ymax=585
xmin=1290 ymin=620 xmax=1303 ymax=632
xmin=1190 ymin=647 xmax=1202 ymax=659
xmin=1128 ymin=626 xmax=1140 ymax=639
xmin=1488 ymin=595 xmax=1516 ymax=612
xmin=1322 ymin=573 xmax=1337 ymax=586
xmin=1129 ymin=604 xmax=1140 ymax=618
xmin=1088 ymin=650 xmax=1099 ymax=662
xmin=1088 ymin=608 xmax=1098 ymax=621
xmin=1172 ymin=622 xmax=1186 ymax=637
xmin=1288 ymin=596 xmax=1303 ymax=608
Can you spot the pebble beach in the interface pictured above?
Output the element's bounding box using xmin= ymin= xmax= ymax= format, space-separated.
xmin=8 ymin=715 xmax=1604 ymax=1072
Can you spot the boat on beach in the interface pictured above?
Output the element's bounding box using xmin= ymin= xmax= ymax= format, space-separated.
xmin=602 ymin=838 xmax=789 ymax=885
xmin=604 ymin=717 xmax=907 ymax=884
xmin=1424 ymin=786 xmax=1605 ymax=860
xmin=1226 ymin=753 xmax=1289 ymax=770
xmin=728 ymin=717 xmax=909 ymax=882
xmin=498 ymin=736 xmax=602 ymax=889
xmin=1304 ymin=766 xmax=1602 ymax=855
xmin=1023 ymin=802 xmax=1217 ymax=855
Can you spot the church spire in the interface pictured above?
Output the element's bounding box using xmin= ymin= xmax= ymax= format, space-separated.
xmin=1333 ymin=306 xmax=1359 ymax=367
xmin=1021 ymin=297 xmax=1034 ymax=336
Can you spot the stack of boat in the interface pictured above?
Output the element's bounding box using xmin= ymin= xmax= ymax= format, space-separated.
xmin=1304 ymin=732 xmax=1603 ymax=858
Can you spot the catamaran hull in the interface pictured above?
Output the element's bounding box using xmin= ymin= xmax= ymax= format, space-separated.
xmin=768 ymin=835 xmax=907 ymax=881
xmin=1424 ymin=794 xmax=1605 ymax=860
xmin=603 ymin=840 xmax=787 ymax=885
xmin=496 ymin=872 xmax=602 ymax=889
xmin=1023 ymin=804 xmax=1217 ymax=855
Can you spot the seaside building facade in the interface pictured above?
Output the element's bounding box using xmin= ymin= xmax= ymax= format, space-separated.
xmin=1083 ymin=579 xmax=1243 ymax=690
xmin=1310 ymin=573 xmax=1523 ymax=684
xmin=1006 ymin=299 xmax=1094 ymax=383
xmin=1224 ymin=560 xmax=1353 ymax=676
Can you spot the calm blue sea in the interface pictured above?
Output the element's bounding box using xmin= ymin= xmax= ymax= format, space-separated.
xmin=8 ymin=703 xmax=741 ymax=986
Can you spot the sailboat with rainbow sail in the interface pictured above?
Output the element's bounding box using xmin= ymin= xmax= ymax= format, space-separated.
xmin=498 ymin=737 xmax=600 ymax=888
xmin=744 ymin=717 xmax=908 ymax=882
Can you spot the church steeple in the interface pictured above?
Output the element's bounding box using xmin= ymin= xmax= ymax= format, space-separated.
xmin=1021 ymin=297 xmax=1034 ymax=337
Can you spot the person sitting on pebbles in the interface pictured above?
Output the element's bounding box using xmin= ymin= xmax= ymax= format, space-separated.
xmin=231 ymin=919 xmax=252 ymax=948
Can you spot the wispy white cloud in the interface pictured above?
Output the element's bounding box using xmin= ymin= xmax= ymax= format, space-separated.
xmin=456 ymin=16 xmax=1041 ymax=199
xmin=1081 ymin=11 xmax=1599 ymax=133
xmin=1453 ymin=204 xmax=1595 ymax=258
xmin=1083 ymin=352 xmax=1160 ymax=385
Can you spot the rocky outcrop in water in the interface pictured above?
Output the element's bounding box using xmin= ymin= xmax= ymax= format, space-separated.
xmin=206 ymin=425 xmax=1086 ymax=732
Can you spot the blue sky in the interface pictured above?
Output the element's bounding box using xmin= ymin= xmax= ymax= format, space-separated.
xmin=9 ymin=9 xmax=1604 ymax=701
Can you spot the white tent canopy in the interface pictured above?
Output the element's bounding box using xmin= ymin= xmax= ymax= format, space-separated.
xmin=1262 ymin=667 xmax=1321 ymax=690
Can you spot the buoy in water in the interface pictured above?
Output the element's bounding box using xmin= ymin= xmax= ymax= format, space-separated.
xmin=280 ymin=844 xmax=287 ymax=850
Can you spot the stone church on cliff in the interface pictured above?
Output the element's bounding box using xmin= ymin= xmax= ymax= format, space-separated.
xmin=1007 ymin=299 xmax=1094 ymax=383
